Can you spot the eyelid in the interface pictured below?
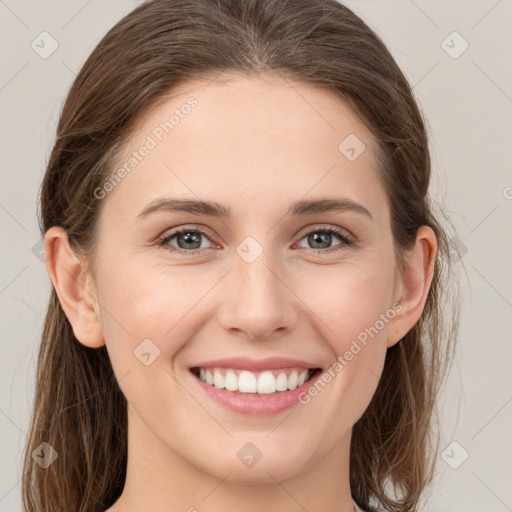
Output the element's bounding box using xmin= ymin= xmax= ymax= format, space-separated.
xmin=297 ymin=223 xmax=353 ymax=240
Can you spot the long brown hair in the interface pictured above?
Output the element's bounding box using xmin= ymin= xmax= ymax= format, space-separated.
xmin=23 ymin=1 xmax=460 ymax=511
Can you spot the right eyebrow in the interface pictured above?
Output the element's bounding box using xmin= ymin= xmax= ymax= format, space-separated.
xmin=136 ymin=198 xmax=230 ymax=220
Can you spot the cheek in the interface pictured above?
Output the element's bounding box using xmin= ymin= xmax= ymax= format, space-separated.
xmin=95 ymin=263 xmax=207 ymax=415
xmin=95 ymin=257 xmax=217 ymax=363
xmin=299 ymin=260 xmax=396 ymax=346
xmin=296 ymin=260 xmax=395 ymax=402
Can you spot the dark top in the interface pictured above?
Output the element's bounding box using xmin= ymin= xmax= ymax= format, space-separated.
xmin=354 ymin=500 xmax=374 ymax=512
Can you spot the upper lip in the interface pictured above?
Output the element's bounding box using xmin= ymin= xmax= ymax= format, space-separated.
xmin=190 ymin=356 xmax=322 ymax=372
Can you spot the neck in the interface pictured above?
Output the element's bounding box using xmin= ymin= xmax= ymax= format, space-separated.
xmin=106 ymin=406 xmax=356 ymax=512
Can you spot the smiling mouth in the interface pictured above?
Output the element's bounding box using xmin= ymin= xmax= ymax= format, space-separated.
xmin=190 ymin=367 xmax=322 ymax=395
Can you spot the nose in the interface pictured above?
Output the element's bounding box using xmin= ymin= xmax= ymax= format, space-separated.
xmin=218 ymin=247 xmax=299 ymax=342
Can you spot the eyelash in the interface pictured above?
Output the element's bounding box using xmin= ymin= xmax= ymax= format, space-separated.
xmin=157 ymin=225 xmax=354 ymax=256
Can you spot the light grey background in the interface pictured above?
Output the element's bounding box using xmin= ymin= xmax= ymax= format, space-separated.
xmin=1 ymin=1 xmax=511 ymax=511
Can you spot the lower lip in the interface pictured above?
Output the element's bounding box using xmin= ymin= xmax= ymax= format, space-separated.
xmin=190 ymin=369 xmax=323 ymax=416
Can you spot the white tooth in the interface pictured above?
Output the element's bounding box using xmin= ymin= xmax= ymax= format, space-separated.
xmin=238 ymin=370 xmax=257 ymax=393
xmin=213 ymin=369 xmax=225 ymax=389
xmin=287 ymin=370 xmax=298 ymax=390
xmin=224 ymin=370 xmax=238 ymax=391
xmin=276 ymin=372 xmax=288 ymax=392
xmin=200 ymin=367 xmax=311 ymax=393
xmin=257 ymin=371 xmax=277 ymax=394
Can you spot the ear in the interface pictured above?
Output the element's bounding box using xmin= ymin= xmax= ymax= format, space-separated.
xmin=44 ymin=226 xmax=105 ymax=348
xmin=386 ymin=225 xmax=437 ymax=348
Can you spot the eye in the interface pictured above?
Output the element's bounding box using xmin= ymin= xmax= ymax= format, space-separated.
xmin=157 ymin=226 xmax=215 ymax=254
xmin=157 ymin=225 xmax=354 ymax=255
xmin=295 ymin=226 xmax=354 ymax=254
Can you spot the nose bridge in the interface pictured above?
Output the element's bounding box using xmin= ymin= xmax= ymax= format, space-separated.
xmin=219 ymin=238 xmax=298 ymax=340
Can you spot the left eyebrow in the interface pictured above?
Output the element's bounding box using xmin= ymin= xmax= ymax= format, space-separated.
xmin=135 ymin=196 xmax=374 ymax=222
xmin=288 ymin=197 xmax=374 ymax=221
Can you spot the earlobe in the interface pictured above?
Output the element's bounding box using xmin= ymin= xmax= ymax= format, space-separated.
xmin=386 ymin=225 xmax=437 ymax=348
xmin=44 ymin=226 xmax=105 ymax=348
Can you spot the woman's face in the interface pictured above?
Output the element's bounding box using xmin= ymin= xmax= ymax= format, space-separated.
xmin=90 ymin=73 xmax=404 ymax=483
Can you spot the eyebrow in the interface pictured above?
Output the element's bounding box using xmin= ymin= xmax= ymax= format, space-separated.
xmin=136 ymin=196 xmax=374 ymax=222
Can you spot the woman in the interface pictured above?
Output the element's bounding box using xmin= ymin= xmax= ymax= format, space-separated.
xmin=22 ymin=1 xmax=459 ymax=511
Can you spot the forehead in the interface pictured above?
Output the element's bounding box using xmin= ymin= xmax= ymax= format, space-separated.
xmin=102 ymin=73 xmax=389 ymax=226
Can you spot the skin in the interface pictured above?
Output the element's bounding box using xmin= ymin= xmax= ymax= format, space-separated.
xmin=45 ymin=73 xmax=436 ymax=512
